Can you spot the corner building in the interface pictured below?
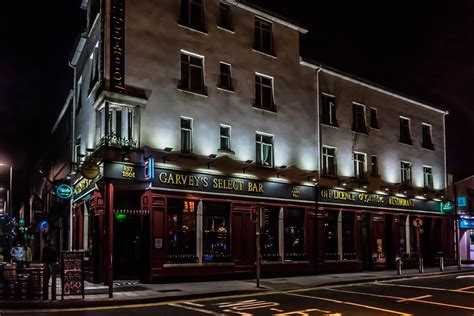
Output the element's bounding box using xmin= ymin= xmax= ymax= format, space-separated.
xmin=69 ymin=0 xmax=453 ymax=283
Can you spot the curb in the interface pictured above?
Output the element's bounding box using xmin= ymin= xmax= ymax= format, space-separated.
xmin=1 ymin=268 xmax=473 ymax=310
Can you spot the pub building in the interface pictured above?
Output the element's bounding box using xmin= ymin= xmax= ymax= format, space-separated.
xmin=67 ymin=0 xmax=453 ymax=283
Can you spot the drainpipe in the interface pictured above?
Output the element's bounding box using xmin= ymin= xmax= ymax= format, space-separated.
xmin=316 ymin=66 xmax=323 ymax=183
xmin=68 ymin=60 xmax=77 ymax=251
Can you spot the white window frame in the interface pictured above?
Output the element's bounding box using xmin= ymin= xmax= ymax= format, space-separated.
xmin=321 ymin=93 xmax=337 ymax=126
xmin=421 ymin=123 xmax=433 ymax=148
xmin=255 ymin=72 xmax=274 ymax=111
xmin=401 ymin=161 xmax=412 ymax=187
xmin=353 ymin=152 xmax=367 ymax=179
xmin=352 ymin=102 xmax=367 ymax=133
xmin=180 ymin=50 xmax=205 ymax=93
xmin=219 ymin=124 xmax=231 ymax=151
xmin=369 ymin=107 xmax=379 ymax=129
xmin=423 ymin=165 xmax=433 ymax=190
xmin=256 ymin=131 xmax=274 ymax=167
xmin=254 ymin=16 xmax=273 ymax=54
xmin=399 ymin=116 xmax=412 ymax=144
xmin=218 ymin=62 xmax=232 ymax=90
xmin=322 ymin=145 xmax=337 ymax=176
xmin=181 ymin=116 xmax=193 ymax=154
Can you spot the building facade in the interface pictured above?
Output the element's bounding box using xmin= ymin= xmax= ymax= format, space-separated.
xmin=453 ymin=176 xmax=474 ymax=263
xmin=67 ymin=0 xmax=453 ymax=283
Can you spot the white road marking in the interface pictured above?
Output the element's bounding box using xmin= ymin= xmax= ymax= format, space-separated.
xmin=456 ymin=285 xmax=474 ymax=291
xmin=169 ymin=303 xmax=219 ymax=314
xmin=270 ymin=307 xmax=284 ymax=312
xmin=396 ymin=295 xmax=432 ymax=303
xmin=376 ymin=282 xmax=474 ymax=294
xmin=222 ymin=309 xmax=252 ymax=316
xmin=456 ymin=275 xmax=474 ymax=279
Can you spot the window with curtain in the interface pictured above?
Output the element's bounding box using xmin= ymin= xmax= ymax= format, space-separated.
xmin=256 ymin=133 xmax=273 ymax=167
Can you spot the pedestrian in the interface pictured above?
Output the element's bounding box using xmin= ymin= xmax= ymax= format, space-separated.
xmin=23 ymin=242 xmax=32 ymax=268
xmin=10 ymin=242 xmax=24 ymax=267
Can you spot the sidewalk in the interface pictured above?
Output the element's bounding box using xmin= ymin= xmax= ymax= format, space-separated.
xmin=2 ymin=265 xmax=474 ymax=309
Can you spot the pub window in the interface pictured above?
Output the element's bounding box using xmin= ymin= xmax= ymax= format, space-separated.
xmin=352 ymin=103 xmax=367 ymax=134
xmin=322 ymin=146 xmax=336 ymax=176
xmin=423 ymin=166 xmax=433 ymax=190
xmin=256 ymin=133 xmax=273 ymax=167
xmin=353 ymin=152 xmax=366 ymax=180
xmin=320 ymin=94 xmax=338 ymax=126
xmin=261 ymin=206 xmax=280 ymax=261
xmin=218 ymin=62 xmax=233 ymax=91
xmin=399 ymin=117 xmax=412 ymax=145
xmin=179 ymin=0 xmax=205 ymax=32
xmin=324 ymin=211 xmax=339 ymax=260
xmin=254 ymin=17 xmax=273 ymax=55
xmin=167 ymin=199 xmax=197 ymax=263
xmin=181 ymin=117 xmax=193 ymax=154
xmin=180 ymin=51 xmax=206 ymax=94
xmin=399 ymin=216 xmax=408 ymax=256
xmin=255 ymin=74 xmax=274 ymax=111
xmin=370 ymin=107 xmax=379 ymax=129
xmin=220 ymin=124 xmax=231 ymax=151
xmin=370 ymin=155 xmax=378 ymax=176
xmin=342 ymin=212 xmax=356 ymax=260
xmin=409 ymin=223 xmax=419 ymax=255
xmin=422 ymin=123 xmax=434 ymax=150
xmin=203 ymin=202 xmax=231 ymax=262
xmin=217 ymin=2 xmax=232 ymax=31
xmin=401 ymin=161 xmax=412 ymax=188
xmin=284 ymin=208 xmax=305 ymax=261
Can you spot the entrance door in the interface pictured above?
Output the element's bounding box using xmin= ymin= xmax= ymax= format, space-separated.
xmin=113 ymin=213 xmax=149 ymax=280
xmin=360 ymin=213 xmax=370 ymax=269
xmin=231 ymin=205 xmax=255 ymax=272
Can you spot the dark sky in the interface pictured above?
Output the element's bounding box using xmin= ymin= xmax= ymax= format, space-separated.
xmin=0 ymin=0 xmax=472 ymax=205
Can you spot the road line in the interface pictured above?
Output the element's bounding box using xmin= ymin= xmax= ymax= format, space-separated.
xmin=375 ymin=282 xmax=474 ymax=294
xmin=274 ymin=308 xmax=333 ymax=315
xmin=169 ymin=302 xmax=219 ymax=314
xmin=182 ymin=301 xmax=206 ymax=307
xmin=456 ymin=285 xmax=474 ymax=291
xmin=329 ymin=288 xmax=406 ymax=300
xmin=283 ymin=292 xmax=411 ymax=315
xmin=396 ymin=295 xmax=432 ymax=303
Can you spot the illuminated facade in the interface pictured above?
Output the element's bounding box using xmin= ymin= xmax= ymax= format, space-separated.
xmin=68 ymin=0 xmax=453 ymax=282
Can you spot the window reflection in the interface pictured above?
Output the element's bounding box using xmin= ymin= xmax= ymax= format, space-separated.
xmin=284 ymin=208 xmax=305 ymax=260
xmin=167 ymin=199 xmax=197 ymax=263
xmin=261 ymin=206 xmax=280 ymax=261
xmin=203 ymin=202 xmax=230 ymax=262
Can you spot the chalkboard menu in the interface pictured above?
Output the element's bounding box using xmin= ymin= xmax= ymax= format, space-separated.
xmin=61 ymin=251 xmax=85 ymax=298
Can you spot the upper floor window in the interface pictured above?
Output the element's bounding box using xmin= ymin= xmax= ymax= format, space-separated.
xmin=255 ymin=74 xmax=274 ymax=111
xmin=320 ymin=94 xmax=338 ymax=126
xmin=322 ymin=146 xmax=336 ymax=176
xmin=399 ymin=117 xmax=412 ymax=145
xmin=352 ymin=103 xmax=367 ymax=134
xmin=370 ymin=155 xmax=378 ymax=176
xmin=401 ymin=161 xmax=412 ymax=188
xmin=180 ymin=0 xmax=205 ymax=32
xmin=370 ymin=108 xmax=379 ymax=129
xmin=422 ymin=123 xmax=434 ymax=150
xmin=220 ymin=124 xmax=231 ymax=151
xmin=218 ymin=2 xmax=232 ymax=31
xmin=99 ymin=106 xmax=137 ymax=148
xmin=180 ymin=52 xmax=206 ymax=94
xmin=218 ymin=62 xmax=233 ymax=91
xmin=88 ymin=42 xmax=100 ymax=94
xmin=423 ymin=166 xmax=433 ymax=190
xmin=76 ymin=76 xmax=83 ymax=115
xmin=256 ymin=133 xmax=273 ymax=167
xmin=254 ymin=17 xmax=273 ymax=55
xmin=353 ymin=152 xmax=366 ymax=180
xmin=181 ymin=117 xmax=193 ymax=154
xmin=75 ymin=136 xmax=82 ymax=164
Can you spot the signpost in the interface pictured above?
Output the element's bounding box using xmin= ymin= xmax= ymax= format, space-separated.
xmin=61 ymin=251 xmax=85 ymax=299
xmin=413 ymin=217 xmax=424 ymax=273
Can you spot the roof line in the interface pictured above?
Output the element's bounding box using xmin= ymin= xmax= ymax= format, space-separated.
xmin=454 ymin=175 xmax=474 ymax=185
xmin=300 ymin=57 xmax=448 ymax=115
xmin=51 ymin=90 xmax=73 ymax=135
xmin=225 ymin=0 xmax=308 ymax=34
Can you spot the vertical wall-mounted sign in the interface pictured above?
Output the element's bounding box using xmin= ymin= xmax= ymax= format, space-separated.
xmin=144 ymin=157 xmax=155 ymax=180
xmin=110 ymin=0 xmax=125 ymax=93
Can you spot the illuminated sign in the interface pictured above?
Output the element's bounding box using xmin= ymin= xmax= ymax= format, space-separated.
xmin=110 ymin=0 xmax=125 ymax=93
xmin=319 ymin=188 xmax=440 ymax=213
xmin=460 ymin=219 xmax=474 ymax=229
xmin=56 ymin=184 xmax=73 ymax=199
xmin=440 ymin=200 xmax=454 ymax=213
xmin=144 ymin=157 xmax=155 ymax=180
xmin=122 ymin=165 xmax=136 ymax=178
xmin=80 ymin=161 xmax=100 ymax=180
xmin=458 ymin=196 xmax=467 ymax=207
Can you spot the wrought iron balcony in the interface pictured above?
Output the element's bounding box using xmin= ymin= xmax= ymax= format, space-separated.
xmin=99 ymin=133 xmax=137 ymax=149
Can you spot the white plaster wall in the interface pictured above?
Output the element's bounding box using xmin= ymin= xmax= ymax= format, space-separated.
xmin=122 ymin=0 xmax=317 ymax=173
xmin=319 ymin=71 xmax=446 ymax=190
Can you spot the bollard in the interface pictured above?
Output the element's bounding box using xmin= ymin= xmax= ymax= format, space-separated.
xmin=396 ymin=256 xmax=403 ymax=275
xmin=419 ymin=258 xmax=424 ymax=273
xmin=440 ymin=257 xmax=444 ymax=272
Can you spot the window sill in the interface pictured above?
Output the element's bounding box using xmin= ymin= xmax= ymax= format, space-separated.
xmin=421 ymin=146 xmax=435 ymax=151
xmin=252 ymin=48 xmax=277 ymax=59
xmin=399 ymin=141 xmax=414 ymax=147
xmin=177 ymin=87 xmax=208 ymax=98
xmin=177 ymin=23 xmax=208 ymax=35
xmin=217 ymin=25 xmax=234 ymax=33
xmin=87 ymin=81 xmax=100 ymax=99
xmin=163 ymin=262 xmax=234 ymax=268
xmin=262 ymin=260 xmax=309 ymax=265
xmin=352 ymin=130 xmax=368 ymax=136
xmin=217 ymin=86 xmax=235 ymax=93
xmin=321 ymin=174 xmax=338 ymax=179
xmin=252 ymin=106 xmax=277 ymax=114
xmin=369 ymin=126 xmax=380 ymax=130
xmin=218 ymin=148 xmax=235 ymax=155
xmin=320 ymin=122 xmax=339 ymax=129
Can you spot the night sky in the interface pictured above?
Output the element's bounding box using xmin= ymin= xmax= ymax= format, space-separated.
xmin=0 ymin=0 xmax=472 ymax=205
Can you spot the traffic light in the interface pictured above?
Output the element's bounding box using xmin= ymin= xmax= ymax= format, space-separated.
xmin=251 ymin=205 xmax=258 ymax=222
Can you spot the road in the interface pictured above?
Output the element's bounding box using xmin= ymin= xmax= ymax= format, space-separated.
xmin=5 ymin=272 xmax=474 ymax=315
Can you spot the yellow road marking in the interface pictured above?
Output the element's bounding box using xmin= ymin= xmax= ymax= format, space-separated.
xmin=284 ymin=292 xmax=411 ymax=315
xmin=274 ymin=308 xmax=333 ymax=316
xmin=456 ymin=285 xmax=474 ymax=291
xmin=396 ymin=295 xmax=432 ymax=303
xmin=376 ymin=282 xmax=474 ymax=294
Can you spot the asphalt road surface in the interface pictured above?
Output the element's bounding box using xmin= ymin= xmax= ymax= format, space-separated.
xmin=5 ymin=272 xmax=474 ymax=316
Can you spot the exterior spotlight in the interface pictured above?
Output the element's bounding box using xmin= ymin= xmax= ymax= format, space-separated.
xmin=163 ymin=147 xmax=173 ymax=153
xmin=207 ymin=154 xmax=217 ymax=169
xmin=243 ymin=160 xmax=253 ymax=174
xmin=279 ymin=165 xmax=287 ymax=169
xmin=245 ymin=159 xmax=253 ymax=164
xmin=208 ymin=154 xmax=217 ymax=159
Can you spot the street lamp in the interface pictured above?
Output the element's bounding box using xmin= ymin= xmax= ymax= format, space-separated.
xmin=0 ymin=163 xmax=13 ymax=220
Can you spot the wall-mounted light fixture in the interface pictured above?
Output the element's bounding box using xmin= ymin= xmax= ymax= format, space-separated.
xmin=162 ymin=147 xmax=173 ymax=163
xmin=243 ymin=160 xmax=253 ymax=174
xmin=207 ymin=154 xmax=217 ymax=169
xmin=277 ymin=165 xmax=287 ymax=178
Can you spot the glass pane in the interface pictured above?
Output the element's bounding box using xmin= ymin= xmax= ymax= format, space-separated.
xmin=190 ymin=1 xmax=203 ymax=30
xmin=262 ymin=86 xmax=272 ymax=110
xmin=203 ymin=202 xmax=231 ymax=262
xmin=325 ymin=212 xmax=339 ymax=260
xmin=181 ymin=118 xmax=191 ymax=129
xmin=261 ymin=206 xmax=279 ymax=261
xmin=167 ymin=199 xmax=197 ymax=263
xmin=180 ymin=61 xmax=189 ymax=89
xmin=220 ymin=126 xmax=229 ymax=137
xmin=342 ymin=212 xmax=356 ymax=260
xmin=190 ymin=66 xmax=203 ymax=91
xmin=284 ymin=208 xmax=305 ymax=260
xmin=116 ymin=110 xmax=122 ymax=138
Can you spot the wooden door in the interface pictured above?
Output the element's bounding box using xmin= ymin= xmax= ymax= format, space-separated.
xmin=231 ymin=204 xmax=255 ymax=271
